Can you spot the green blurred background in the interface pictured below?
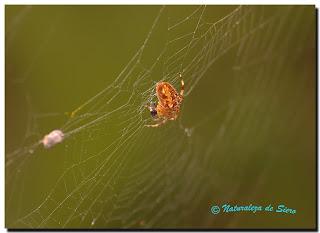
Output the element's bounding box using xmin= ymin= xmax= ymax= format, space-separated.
xmin=5 ymin=5 xmax=316 ymax=229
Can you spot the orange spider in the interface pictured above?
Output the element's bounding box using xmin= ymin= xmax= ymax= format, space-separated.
xmin=146 ymin=73 xmax=184 ymax=127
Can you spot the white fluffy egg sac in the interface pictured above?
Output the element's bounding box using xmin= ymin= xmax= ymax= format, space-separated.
xmin=42 ymin=130 xmax=64 ymax=149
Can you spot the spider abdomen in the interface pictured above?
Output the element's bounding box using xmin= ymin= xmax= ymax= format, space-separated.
xmin=156 ymin=82 xmax=182 ymax=108
xmin=145 ymin=74 xmax=184 ymax=127
xmin=156 ymin=82 xmax=182 ymax=120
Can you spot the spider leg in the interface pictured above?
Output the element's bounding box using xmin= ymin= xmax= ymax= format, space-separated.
xmin=145 ymin=119 xmax=167 ymax=128
xmin=179 ymin=73 xmax=184 ymax=96
xmin=145 ymin=104 xmax=152 ymax=111
xmin=145 ymin=103 xmax=157 ymax=111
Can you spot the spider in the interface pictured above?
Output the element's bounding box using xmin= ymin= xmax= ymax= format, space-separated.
xmin=145 ymin=73 xmax=184 ymax=127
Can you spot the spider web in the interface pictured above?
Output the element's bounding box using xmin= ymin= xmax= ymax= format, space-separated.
xmin=5 ymin=5 xmax=315 ymax=228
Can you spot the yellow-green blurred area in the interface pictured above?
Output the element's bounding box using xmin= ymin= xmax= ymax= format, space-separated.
xmin=5 ymin=5 xmax=316 ymax=229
